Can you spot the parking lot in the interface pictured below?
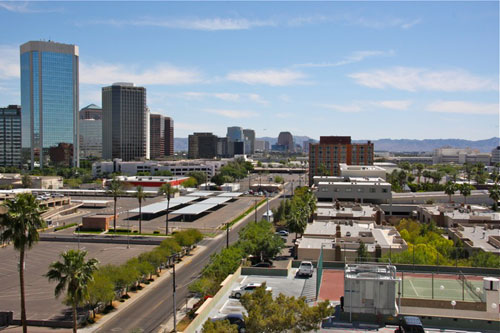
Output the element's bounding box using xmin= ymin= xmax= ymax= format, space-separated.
xmin=0 ymin=241 xmax=155 ymax=320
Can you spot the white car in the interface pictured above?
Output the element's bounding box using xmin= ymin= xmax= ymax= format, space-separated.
xmin=297 ymin=261 xmax=314 ymax=277
xmin=275 ymin=230 xmax=289 ymax=237
xmin=230 ymin=283 xmax=272 ymax=299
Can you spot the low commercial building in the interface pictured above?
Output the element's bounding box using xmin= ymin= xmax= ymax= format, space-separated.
xmin=315 ymin=202 xmax=384 ymax=222
xmin=416 ymin=204 xmax=500 ymax=227
xmin=81 ymin=214 xmax=114 ymax=231
xmin=339 ymin=163 xmax=386 ymax=180
xmin=296 ymin=216 xmax=407 ymax=262
xmin=114 ymin=175 xmax=190 ymax=191
xmin=0 ymin=174 xmax=63 ymax=189
xmin=313 ymin=176 xmax=392 ymax=204
xmin=447 ymin=225 xmax=500 ymax=256
xmin=491 ymin=146 xmax=500 ymax=165
xmin=432 ymin=148 xmax=491 ymax=165
xmin=92 ymin=159 xmax=228 ymax=178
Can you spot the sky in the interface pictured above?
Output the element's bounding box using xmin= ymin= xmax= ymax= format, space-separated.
xmin=0 ymin=0 xmax=498 ymax=140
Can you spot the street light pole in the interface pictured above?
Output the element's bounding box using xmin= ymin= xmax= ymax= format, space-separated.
xmin=172 ymin=253 xmax=177 ymax=332
xmin=226 ymin=223 xmax=229 ymax=249
xmin=254 ymin=200 xmax=258 ymax=222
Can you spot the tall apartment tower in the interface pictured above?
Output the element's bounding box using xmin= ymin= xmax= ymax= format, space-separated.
xmin=309 ymin=136 xmax=374 ymax=185
xmin=243 ymin=129 xmax=255 ymax=155
xmin=102 ymin=83 xmax=148 ymax=161
xmin=20 ymin=41 xmax=79 ymax=168
xmin=164 ymin=116 xmax=174 ymax=156
xmin=0 ymin=105 xmax=22 ymax=167
xmin=150 ymin=113 xmax=165 ymax=159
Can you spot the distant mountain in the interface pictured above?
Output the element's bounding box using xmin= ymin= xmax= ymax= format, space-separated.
xmin=355 ymin=137 xmax=499 ymax=153
xmin=174 ymin=136 xmax=499 ymax=153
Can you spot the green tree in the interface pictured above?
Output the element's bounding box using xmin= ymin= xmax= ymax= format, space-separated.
xmin=415 ymin=163 xmax=424 ymax=184
xmin=87 ymin=270 xmax=115 ymax=318
xmin=0 ymin=193 xmax=46 ymax=333
xmin=187 ymin=171 xmax=207 ymax=187
xmin=158 ymin=183 xmax=179 ymax=235
xmin=106 ymin=177 xmax=123 ymax=232
xmin=488 ymin=184 xmax=500 ymax=210
xmin=459 ymin=183 xmax=472 ymax=205
xmin=239 ymin=220 xmax=284 ymax=262
xmin=45 ymin=250 xmax=99 ymax=333
xmin=274 ymin=175 xmax=284 ymax=184
xmin=317 ymin=164 xmax=330 ymax=176
xmin=21 ymin=173 xmax=32 ymax=188
xmin=444 ymin=181 xmax=457 ymax=203
xmin=154 ymin=170 xmax=173 ymax=177
xmin=182 ymin=177 xmax=198 ymax=188
xmin=202 ymin=319 xmax=239 ymax=333
xmin=240 ymin=284 xmax=333 ymax=333
xmin=356 ymin=241 xmax=369 ymax=262
xmin=134 ymin=186 xmax=146 ymax=234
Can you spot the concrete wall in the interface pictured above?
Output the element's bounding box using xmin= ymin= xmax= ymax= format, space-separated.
xmin=401 ymin=298 xmax=486 ymax=311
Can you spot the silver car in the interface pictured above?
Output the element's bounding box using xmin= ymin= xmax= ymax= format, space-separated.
xmin=230 ymin=283 xmax=272 ymax=299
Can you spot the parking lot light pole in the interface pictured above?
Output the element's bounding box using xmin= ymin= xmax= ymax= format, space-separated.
xmin=226 ymin=223 xmax=229 ymax=249
xmin=172 ymin=253 xmax=177 ymax=332
xmin=254 ymin=200 xmax=258 ymax=222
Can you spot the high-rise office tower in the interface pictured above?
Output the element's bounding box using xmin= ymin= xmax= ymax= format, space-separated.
xmin=79 ymin=104 xmax=102 ymax=120
xmin=79 ymin=104 xmax=102 ymax=159
xmin=277 ymin=131 xmax=294 ymax=152
xmin=20 ymin=41 xmax=79 ymax=168
xmin=150 ymin=113 xmax=165 ymax=159
xmin=309 ymin=136 xmax=374 ymax=185
xmin=164 ymin=116 xmax=174 ymax=156
xmin=188 ymin=133 xmax=218 ymax=159
xmin=0 ymin=105 xmax=22 ymax=167
xmin=102 ymin=83 xmax=148 ymax=161
xmin=227 ymin=126 xmax=243 ymax=142
xmin=243 ymin=129 xmax=255 ymax=155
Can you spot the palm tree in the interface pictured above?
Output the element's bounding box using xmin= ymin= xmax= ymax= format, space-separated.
xmin=46 ymin=250 xmax=99 ymax=333
xmin=0 ymin=193 xmax=46 ymax=333
xmin=134 ymin=186 xmax=146 ymax=234
xmin=415 ymin=163 xmax=424 ymax=184
xmin=459 ymin=183 xmax=472 ymax=205
xmin=444 ymin=181 xmax=457 ymax=203
xmin=106 ymin=177 xmax=123 ymax=232
xmin=488 ymin=184 xmax=500 ymax=210
xmin=158 ymin=183 xmax=179 ymax=235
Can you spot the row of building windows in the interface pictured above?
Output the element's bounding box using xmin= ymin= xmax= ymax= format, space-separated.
xmin=321 ymin=187 xmax=389 ymax=193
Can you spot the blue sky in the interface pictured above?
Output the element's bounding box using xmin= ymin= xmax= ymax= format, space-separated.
xmin=0 ymin=1 xmax=498 ymax=140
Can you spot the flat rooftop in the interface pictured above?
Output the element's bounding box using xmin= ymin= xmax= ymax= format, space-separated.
xmin=453 ymin=226 xmax=500 ymax=254
xmin=316 ymin=205 xmax=378 ymax=218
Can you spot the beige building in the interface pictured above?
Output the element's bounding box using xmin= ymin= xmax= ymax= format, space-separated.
xmin=416 ymin=204 xmax=500 ymax=227
xmin=0 ymin=174 xmax=63 ymax=189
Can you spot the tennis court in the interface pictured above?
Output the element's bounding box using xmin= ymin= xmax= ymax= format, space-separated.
xmin=399 ymin=272 xmax=485 ymax=302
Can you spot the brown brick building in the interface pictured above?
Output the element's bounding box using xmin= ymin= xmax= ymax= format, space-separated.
xmin=164 ymin=117 xmax=174 ymax=156
xmin=150 ymin=114 xmax=165 ymax=159
xmin=308 ymin=136 xmax=374 ymax=185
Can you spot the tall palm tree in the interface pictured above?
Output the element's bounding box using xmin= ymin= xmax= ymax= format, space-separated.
xmin=459 ymin=183 xmax=472 ymax=205
xmin=0 ymin=193 xmax=46 ymax=333
xmin=134 ymin=186 xmax=146 ymax=234
xmin=444 ymin=181 xmax=457 ymax=203
xmin=488 ymin=184 xmax=500 ymax=210
xmin=45 ymin=250 xmax=99 ymax=333
xmin=158 ymin=183 xmax=179 ymax=235
xmin=415 ymin=163 xmax=424 ymax=185
xmin=106 ymin=177 xmax=123 ymax=232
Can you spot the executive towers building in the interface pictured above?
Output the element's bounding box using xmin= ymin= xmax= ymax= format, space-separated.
xmin=20 ymin=41 xmax=80 ymax=168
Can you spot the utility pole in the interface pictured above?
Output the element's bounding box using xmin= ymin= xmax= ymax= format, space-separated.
xmin=254 ymin=200 xmax=258 ymax=222
xmin=226 ymin=223 xmax=229 ymax=248
xmin=172 ymin=253 xmax=177 ymax=332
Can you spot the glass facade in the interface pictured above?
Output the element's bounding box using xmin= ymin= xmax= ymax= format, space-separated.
xmin=20 ymin=41 xmax=79 ymax=168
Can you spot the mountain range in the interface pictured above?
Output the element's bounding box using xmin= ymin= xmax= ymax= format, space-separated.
xmin=174 ymin=137 xmax=499 ymax=153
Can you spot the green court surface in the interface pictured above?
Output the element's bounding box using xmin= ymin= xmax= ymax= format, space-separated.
xmin=401 ymin=275 xmax=484 ymax=302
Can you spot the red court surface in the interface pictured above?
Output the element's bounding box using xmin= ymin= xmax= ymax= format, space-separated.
xmin=318 ymin=269 xmax=344 ymax=301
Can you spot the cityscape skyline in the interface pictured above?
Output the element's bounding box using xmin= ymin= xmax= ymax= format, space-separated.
xmin=0 ymin=1 xmax=498 ymax=140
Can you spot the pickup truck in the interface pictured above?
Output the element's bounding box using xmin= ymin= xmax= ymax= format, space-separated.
xmin=297 ymin=261 xmax=314 ymax=277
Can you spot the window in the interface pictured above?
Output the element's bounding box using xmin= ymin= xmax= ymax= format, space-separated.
xmin=345 ymin=188 xmax=352 ymax=192
xmin=369 ymin=188 xmax=376 ymax=193
xmin=357 ymin=188 xmax=364 ymax=192
xmin=382 ymin=189 xmax=388 ymax=193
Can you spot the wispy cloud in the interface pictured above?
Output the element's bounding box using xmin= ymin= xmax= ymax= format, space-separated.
xmin=80 ymin=62 xmax=202 ymax=85
xmin=427 ymin=101 xmax=499 ymax=115
xmin=204 ymin=109 xmax=259 ymax=119
xmin=226 ymin=69 xmax=307 ymax=86
xmin=180 ymin=92 xmax=268 ymax=104
xmin=0 ymin=1 xmax=62 ymax=13
xmin=82 ymin=17 xmax=276 ymax=31
xmin=349 ymin=67 xmax=498 ymax=92
xmin=319 ymin=100 xmax=412 ymax=113
xmin=0 ymin=45 xmax=19 ymax=79
xmin=347 ymin=16 xmax=422 ymax=29
xmin=294 ymin=50 xmax=395 ymax=68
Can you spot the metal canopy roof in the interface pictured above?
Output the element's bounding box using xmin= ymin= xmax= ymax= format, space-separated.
xmin=198 ymin=197 xmax=231 ymax=205
xmin=129 ymin=196 xmax=199 ymax=214
xmin=186 ymin=191 xmax=214 ymax=197
xmin=217 ymin=192 xmax=243 ymax=197
xmin=170 ymin=203 xmax=218 ymax=215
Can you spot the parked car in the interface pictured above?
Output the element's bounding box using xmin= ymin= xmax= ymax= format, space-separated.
xmin=297 ymin=261 xmax=314 ymax=277
xmin=230 ymin=283 xmax=272 ymax=299
xmin=212 ymin=313 xmax=246 ymax=333
xmin=252 ymin=262 xmax=272 ymax=268
xmin=275 ymin=230 xmax=289 ymax=237
xmin=395 ymin=316 xmax=425 ymax=333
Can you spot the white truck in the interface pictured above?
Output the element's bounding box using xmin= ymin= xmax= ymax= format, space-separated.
xmin=297 ymin=261 xmax=314 ymax=277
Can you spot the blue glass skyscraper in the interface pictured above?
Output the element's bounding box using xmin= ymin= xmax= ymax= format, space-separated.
xmin=20 ymin=41 xmax=79 ymax=168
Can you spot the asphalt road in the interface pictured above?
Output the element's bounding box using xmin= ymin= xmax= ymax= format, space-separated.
xmin=93 ymin=185 xmax=291 ymax=333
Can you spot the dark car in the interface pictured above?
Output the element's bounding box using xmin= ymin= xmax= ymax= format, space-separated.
xmin=212 ymin=313 xmax=246 ymax=333
xmin=395 ymin=316 xmax=425 ymax=333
